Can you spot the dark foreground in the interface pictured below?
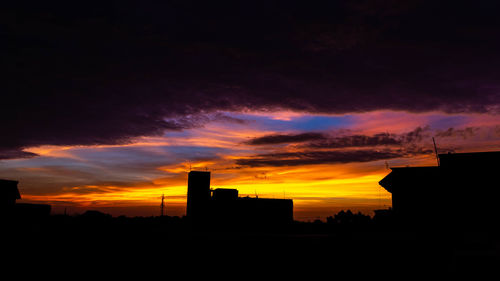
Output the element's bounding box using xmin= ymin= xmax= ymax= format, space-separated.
xmin=5 ymin=213 xmax=499 ymax=277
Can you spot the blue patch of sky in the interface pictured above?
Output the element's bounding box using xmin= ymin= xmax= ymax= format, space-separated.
xmin=0 ymin=146 xmax=230 ymax=184
xmin=156 ymin=145 xmax=230 ymax=160
xmin=1 ymin=155 xmax=88 ymax=169
xmin=2 ymin=145 xmax=230 ymax=172
xmin=288 ymin=115 xmax=356 ymax=131
xmin=222 ymin=112 xmax=355 ymax=132
xmin=163 ymin=129 xmax=193 ymax=138
xmin=66 ymin=145 xmax=230 ymax=165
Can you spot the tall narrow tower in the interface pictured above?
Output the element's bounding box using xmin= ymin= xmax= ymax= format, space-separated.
xmin=186 ymin=171 xmax=211 ymax=219
xmin=160 ymin=194 xmax=165 ymax=217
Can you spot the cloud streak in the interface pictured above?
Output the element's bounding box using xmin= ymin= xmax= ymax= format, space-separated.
xmin=235 ymin=147 xmax=433 ymax=168
xmin=245 ymin=132 xmax=328 ymax=145
xmin=245 ymin=127 xmax=429 ymax=148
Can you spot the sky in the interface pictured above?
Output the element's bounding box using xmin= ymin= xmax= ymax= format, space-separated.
xmin=2 ymin=1 xmax=500 ymax=221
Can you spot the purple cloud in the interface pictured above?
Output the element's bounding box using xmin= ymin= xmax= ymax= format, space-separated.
xmin=235 ymin=147 xmax=433 ymax=167
xmin=2 ymin=1 xmax=500 ymax=158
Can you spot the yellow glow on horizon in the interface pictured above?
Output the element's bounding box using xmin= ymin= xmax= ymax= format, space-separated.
xmin=23 ymin=184 xmax=188 ymax=206
xmin=21 ymin=162 xmax=393 ymax=221
xmin=17 ymin=109 xmax=491 ymax=220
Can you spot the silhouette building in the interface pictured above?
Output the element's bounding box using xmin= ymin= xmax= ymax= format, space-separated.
xmin=1 ymin=179 xmax=51 ymax=218
xmin=186 ymin=171 xmax=293 ymax=225
xmin=186 ymin=171 xmax=211 ymax=219
xmin=379 ymin=151 xmax=500 ymax=228
xmin=1 ymin=179 xmax=21 ymax=208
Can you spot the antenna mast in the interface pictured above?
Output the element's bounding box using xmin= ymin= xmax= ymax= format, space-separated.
xmin=160 ymin=194 xmax=165 ymax=217
xmin=432 ymin=137 xmax=440 ymax=166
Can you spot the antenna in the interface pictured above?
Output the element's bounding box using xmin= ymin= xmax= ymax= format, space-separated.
xmin=160 ymin=194 xmax=165 ymax=217
xmin=432 ymin=137 xmax=440 ymax=166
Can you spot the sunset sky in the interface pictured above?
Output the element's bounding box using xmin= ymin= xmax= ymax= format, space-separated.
xmin=2 ymin=1 xmax=500 ymax=221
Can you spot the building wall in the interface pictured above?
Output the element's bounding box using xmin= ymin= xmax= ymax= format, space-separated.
xmin=186 ymin=171 xmax=211 ymax=219
xmin=0 ymin=179 xmax=21 ymax=207
xmin=186 ymin=171 xmax=294 ymax=225
xmin=381 ymin=152 xmax=500 ymax=229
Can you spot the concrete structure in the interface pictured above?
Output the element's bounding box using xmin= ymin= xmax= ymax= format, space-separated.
xmin=1 ymin=179 xmax=51 ymax=218
xmin=186 ymin=171 xmax=211 ymax=219
xmin=186 ymin=171 xmax=293 ymax=225
xmin=0 ymin=179 xmax=21 ymax=207
xmin=379 ymin=151 xmax=500 ymax=228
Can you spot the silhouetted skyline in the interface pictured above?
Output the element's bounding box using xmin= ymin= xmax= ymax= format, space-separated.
xmin=186 ymin=170 xmax=293 ymax=225
xmin=2 ymin=1 xmax=500 ymax=220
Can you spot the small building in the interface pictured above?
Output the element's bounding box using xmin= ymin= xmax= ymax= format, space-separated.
xmin=0 ymin=179 xmax=21 ymax=207
xmin=186 ymin=171 xmax=293 ymax=225
xmin=378 ymin=151 xmax=500 ymax=228
xmin=1 ymin=179 xmax=51 ymax=219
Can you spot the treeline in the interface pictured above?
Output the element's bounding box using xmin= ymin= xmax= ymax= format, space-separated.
xmin=290 ymin=209 xmax=396 ymax=234
xmin=22 ymin=208 xmax=397 ymax=234
xmin=6 ymin=208 xmax=401 ymax=237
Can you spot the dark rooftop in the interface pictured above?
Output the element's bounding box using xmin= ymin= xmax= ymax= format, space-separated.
xmin=0 ymin=179 xmax=21 ymax=200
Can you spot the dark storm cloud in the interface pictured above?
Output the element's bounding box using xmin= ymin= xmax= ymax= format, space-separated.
xmin=245 ymin=127 xmax=430 ymax=148
xmin=0 ymin=150 xmax=39 ymax=160
xmin=3 ymin=0 xmax=500 ymax=158
xmin=211 ymin=113 xmax=250 ymax=125
xmin=307 ymin=133 xmax=402 ymax=148
xmin=245 ymin=132 xmax=327 ymax=145
xmin=435 ymin=127 xmax=480 ymax=139
xmin=235 ymin=147 xmax=433 ymax=167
